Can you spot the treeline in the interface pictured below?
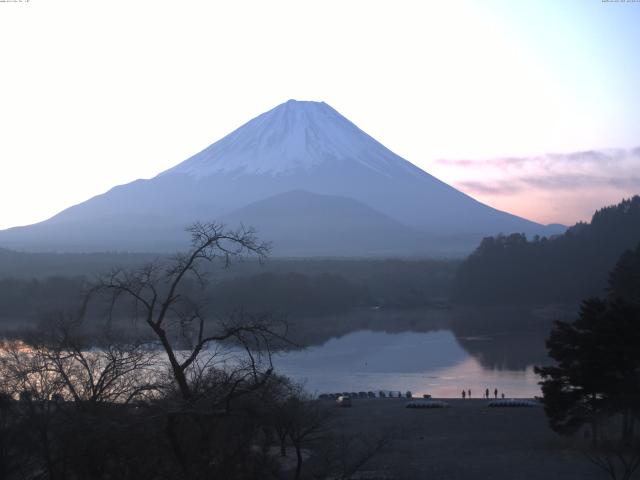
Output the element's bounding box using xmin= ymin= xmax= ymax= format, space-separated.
xmin=0 ymin=264 xmax=457 ymax=326
xmin=0 ymin=276 xmax=87 ymax=324
xmin=210 ymin=259 xmax=456 ymax=312
xmin=453 ymin=196 xmax=640 ymax=304
xmin=0 ymin=248 xmax=157 ymax=278
xmin=211 ymin=272 xmax=369 ymax=315
xmin=0 ymin=273 xmax=367 ymax=324
xmin=0 ymin=248 xmax=457 ymax=286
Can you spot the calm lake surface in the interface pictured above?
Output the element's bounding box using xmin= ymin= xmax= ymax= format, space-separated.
xmin=267 ymin=305 xmax=573 ymax=399
xmin=273 ymin=329 xmax=542 ymax=398
xmin=5 ymin=305 xmax=564 ymax=399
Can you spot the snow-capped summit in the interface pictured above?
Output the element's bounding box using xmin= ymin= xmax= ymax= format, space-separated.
xmin=164 ymin=99 xmax=420 ymax=178
xmin=0 ymin=100 xmax=564 ymax=255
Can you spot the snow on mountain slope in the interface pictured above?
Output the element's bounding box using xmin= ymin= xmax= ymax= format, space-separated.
xmin=155 ymin=99 xmax=555 ymax=236
xmin=0 ymin=100 xmax=564 ymax=255
xmin=163 ymin=100 xmax=422 ymax=179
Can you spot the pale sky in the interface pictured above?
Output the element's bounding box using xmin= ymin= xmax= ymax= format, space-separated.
xmin=1 ymin=0 xmax=639 ymax=229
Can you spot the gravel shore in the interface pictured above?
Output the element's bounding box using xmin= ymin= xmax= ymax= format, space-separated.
xmin=331 ymin=398 xmax=603 ymax=480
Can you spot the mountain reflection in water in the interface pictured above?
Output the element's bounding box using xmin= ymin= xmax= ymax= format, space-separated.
xmin=274 ymin=306 xmax=574 ymax=398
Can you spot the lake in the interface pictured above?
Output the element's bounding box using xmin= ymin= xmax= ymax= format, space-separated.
xmin=1 ymin=306 xmax=566 ymax=399
xmin=271 ymin=306 xmax=570 ymax=398
xmin=273 ymin=329 xmax=542 ymax=398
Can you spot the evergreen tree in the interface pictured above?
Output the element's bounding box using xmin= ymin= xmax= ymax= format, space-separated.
xmin=454 ymin=196 xmax=640 ymax=304
xmin=536 ymin=247 xmax=640 ymax=479
xmin=609 ymin=243 xmax=640 ymax=306
xmin=536 ymin=299 xmax=640 ymax=438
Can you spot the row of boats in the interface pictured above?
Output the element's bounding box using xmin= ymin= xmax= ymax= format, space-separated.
xmin=318 ymin=391 xmax=413 ymax=400
xmin=318 ymin=393 xmax=539 ymax=409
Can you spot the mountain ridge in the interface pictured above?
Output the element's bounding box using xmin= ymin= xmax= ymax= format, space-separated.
xmin=0 ymin=100 xmax=565 ymax=255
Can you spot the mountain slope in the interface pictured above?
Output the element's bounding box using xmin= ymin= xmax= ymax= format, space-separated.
xmin=159 ymin=100 xmax=556 ymax=235
xmin=0 ymin=100 xmax=562 ymax=255
xmin=220 ymin=190 xmax=429 ymax=257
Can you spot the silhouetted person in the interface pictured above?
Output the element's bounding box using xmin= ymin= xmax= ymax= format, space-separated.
xmin=485 ymin=388 xmax=489 ymax=399
xmin=468 ymin=389 xmax=471 ymax=398
xmin=462 ymin=390 xmax=466 ymax=399
xmin=501 ymin=393 xmax=505 ymax=399
xmin=494 ymin=388 xmax=498 ymax=399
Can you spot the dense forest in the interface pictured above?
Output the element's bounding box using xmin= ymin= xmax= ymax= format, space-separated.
xmin=0 ymin=248 xmax=157 ymax=278
xmin=0 ymin=256 xmax=457 ymax=326
xmin=453 ymin=196 xmax=640 ymax=304
xmin=3 ymin=197 xmax=640 ymax=325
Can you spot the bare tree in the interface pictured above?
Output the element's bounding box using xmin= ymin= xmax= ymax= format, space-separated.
xmin=0 ymin=221 xmax=390 ymax=480
xmin=581 ymin=412 xmax=640 ymax=480
xmin=286 ymin=394 xmax=334 ymax=480
xmin=26 ymin=313 xmax=163 ymax=405
xmin=0 ymin=316 xmax=161 ymax=406
xmin=0 ymin=314 xmax=166 ymax=480
xmin=84 ymin=222 xmax=296 ymax=479
xmin=0 ymin=338 xmax=65 ymax=480
xmin=0 ymin=392 xmax=21 ymax=480
xmin=88 ymin=222 xmax=287 ymax=402
xmin=0 ymin=340 xmax=66 ymax=404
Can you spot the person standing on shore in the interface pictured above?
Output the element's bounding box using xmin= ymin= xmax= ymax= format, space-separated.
xmin=468 ymin=389 xmax=471 ymax=398
xmin=485 ymin=388 xmax=489 ymax=399
xmin=462 ymin=390 xmax=466 ymax=399
xmin=494 ymin=388 xmax=498 ymax=399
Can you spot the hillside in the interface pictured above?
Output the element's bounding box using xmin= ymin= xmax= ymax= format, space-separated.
xmin=220 ymin=190 xmax=431 ymax=257
xmin=452 ymin=196 xmax=640 ymax=304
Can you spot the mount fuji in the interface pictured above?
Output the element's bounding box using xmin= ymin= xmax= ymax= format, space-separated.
xmin=0 ymin=100 xmax=563 ymax=256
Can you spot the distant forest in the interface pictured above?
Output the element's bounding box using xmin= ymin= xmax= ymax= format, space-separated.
xmin=453 ymin=196 xmax=640 ymax=304
xmin=4 ymin=196 xmax=638 ymax=324
xmin=0 ymin=255 xmax=457 ymax=325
